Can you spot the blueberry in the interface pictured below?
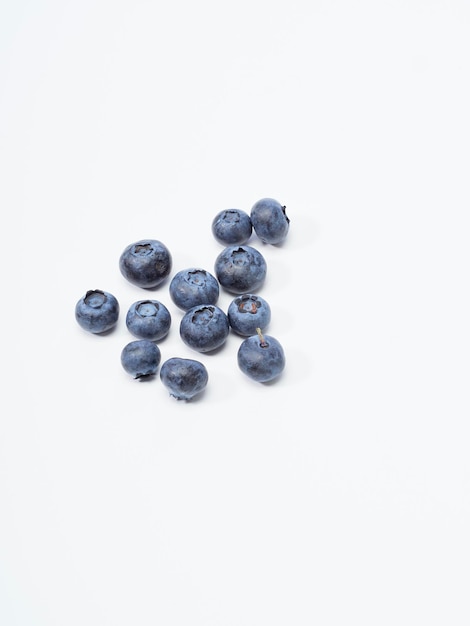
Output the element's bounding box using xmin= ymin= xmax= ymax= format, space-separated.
xmin=160 ymin=357 xmax=208 ymax=401
xmin=211 ymin=208 xmax=252 ymax=245
xmin=250 ymin=197 xmax=290 ymax=245
xmin=214 ymin=245 xmax=267 ymax=294
xmin=227 ymin=293 xmax=271 ymax=337
xmin=237 ymin=329 xmax=285 ymax=383
xmin=119 ymin=239 xmax=172 ymax=288
xmin=75 ymin=289 xmax=120 ymax=334
xmin=180 ymin=304 xmax=230 ymax=353
xmin=169 ymin=268 xmax=219 ymax=311
xmin=126 ymin=299 xmax=171 ymax=341
xmin=121 ymin=339 xmax=161 ymax=379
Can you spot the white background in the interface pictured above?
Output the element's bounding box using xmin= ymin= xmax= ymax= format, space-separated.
xmin=1 ymin=1 xmax=470 ymax=625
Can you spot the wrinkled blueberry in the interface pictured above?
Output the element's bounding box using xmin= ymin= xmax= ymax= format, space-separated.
xmin=214 ymin=245 xmax=267 ymax=294
xmin=126 ymin=299 xmax=171 ymax=341
xmin=119 ymin=239 xmax=172 ymax=288
xmin=121 ymin=339 xmax=161 ymax=379
xmin=250 ymin=197 xmax=290 ymax=245
xmin=160 ymin=357 xmax=208 ymax=401
xmin=211 ymin=208 xmax=252 ymax=245
xmin=75 ymin=289 xmax=120 ymax=334
xmin=169 ymin=268 xmax=219 ymax=311
xmin=227 ymin=293 xmax=271 ymax=337
xmin=180 ymin=304 xmax=230 ymax=353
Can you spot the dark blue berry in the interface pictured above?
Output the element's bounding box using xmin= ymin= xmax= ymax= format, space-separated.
xmin=169 ymin=268 xmax=219 ymax=311
xmin=214 ymin=245 xmax=267 ymax=294
xmin=75 ymin=289 xmax=120 ymax=334
xmin=119 ymin=239 xmax=172 ymax=288
xmin=121 ymin=339 xmax=161 ymax=379
xmin=180 ymin=304 xmax=229 ymax=353
xmin=237 ymin=329 xmax=285 ymax=382
xmin=250 ymin=198 xmax=290 ymax=245
xmin=227 ymin=293 xmax=271 ymax=337
xmin=211 ymin=209 xmax=252 ymax=245
xmin=126 ymin=299 xmax=171 ymax=341
xmin=160 ymin=357 xmax=208 ymax=400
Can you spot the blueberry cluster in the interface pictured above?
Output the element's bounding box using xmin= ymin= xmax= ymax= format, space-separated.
xmin=75 ymin=197 xmax=289 ymax=400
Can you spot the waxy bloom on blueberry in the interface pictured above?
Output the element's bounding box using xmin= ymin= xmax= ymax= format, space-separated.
xmin=227 ymin=293 xmax=271 ymax=337
xmin=169 ymin=268 xmax=219 ymax=311
xmin=211 ymin=208 xmax=252 ymax=245
xmin=75 ymin=289 xmax=120 ymax=334
xmin=214 ymin=244 xmax=267 ymax=294
xmin=121 ymin=340 xmax=161 ymax=379
xmin=126 ymin=299 xmax=171 ymax=341
xmin=237 ymin=328 xmax=285 ymax=382
xmin=160 ymin=357 xmax=208 ymax=401
xmin=180 ymin=304 xmax=230 ymax=353
xmin=250 ymin=197 xmax=290 ymax=245
xmin=119 ymin=239 xmax=172 ymax=288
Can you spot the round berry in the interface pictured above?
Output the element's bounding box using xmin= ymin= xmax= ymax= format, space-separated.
xmin=214 ymin=245 xmax=267 ymax=294
xmin=180 ymin=304 xmax=230 ymax=353
xmin=211 ymin=208 xmax=252 ymax=245
xmin=119 ymin=239 xmax=172 ymax=288
xmin=121 ymin=339 xmax=161 ymax=379
xmin=169 ymin=268 xmax=219 ymax=311
xmin=126 ymin=299 xmax=171 ymax=341
xmin=160 ymin=357 xmax=208 ymax=401
xmin=75 ymin=289 xmax=120 ymax=334
xmin=250 ymin=197 xmax=290 ymax=245
xmin=227 ymin=293 xmax=271 ymax=337
xmin=237 ymin=329 xmax=285 ymax=382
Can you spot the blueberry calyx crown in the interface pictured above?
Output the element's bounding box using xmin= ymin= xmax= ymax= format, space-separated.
xmin=84 ymin=289 xmax=107 ymax=308
xmin=237 ymin=294 xmax=261 ymax=315
xmin=191 ymin=306 xmax=215 ymax=324
xmin=187 ymin=269 xmax=207 ymax=285
xmin=133 ymin=243 xmax=154 ymax=256
xmin=136 ymin=301 xmax=158 ymax=317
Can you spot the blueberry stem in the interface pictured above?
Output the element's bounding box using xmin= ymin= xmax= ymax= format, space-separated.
xmin=256 ymin=327 xmax=268 ymax=348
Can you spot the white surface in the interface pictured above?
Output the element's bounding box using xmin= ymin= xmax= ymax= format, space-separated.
xmin=1 ymin=1 xmax=470 ymax=625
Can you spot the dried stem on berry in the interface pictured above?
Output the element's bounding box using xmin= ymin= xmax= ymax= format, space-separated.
xmin=256 ymin=327 xmax=268 ymax=348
